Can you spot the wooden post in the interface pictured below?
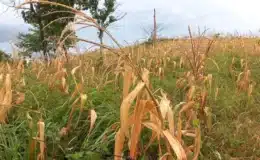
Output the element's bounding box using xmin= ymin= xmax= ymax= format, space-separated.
xmin=153 ymin=8 xmax=157 ymax=44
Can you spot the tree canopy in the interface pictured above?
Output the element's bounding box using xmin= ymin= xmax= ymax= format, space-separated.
xmin=17 ymin=0 xmax=77 ymax=60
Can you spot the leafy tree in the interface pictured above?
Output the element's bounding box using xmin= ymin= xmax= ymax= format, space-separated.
xmin=0 ymin=49 xmax=10 ymax=61
xmin=80 ymin=0 xmax=125 ymax=57
xmin=17 ymin=0 xmax=77 ymax=61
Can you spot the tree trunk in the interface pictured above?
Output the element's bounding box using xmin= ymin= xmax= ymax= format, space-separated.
xmin=153 ymin=8 xmax=157 ymax=47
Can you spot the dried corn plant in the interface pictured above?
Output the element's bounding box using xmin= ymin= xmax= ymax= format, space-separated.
xmin=175 ymin=26 xmax=219 ymax=134
xmin=114 ymin=67 xmax=204 ymax=160
xmin=15 ymin=2 xmax=220 ymax=160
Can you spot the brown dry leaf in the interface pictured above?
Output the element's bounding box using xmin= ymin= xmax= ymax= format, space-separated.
xmin=114 ymin=129 xmax=125 ymax=160
xmin=129 ymin=100 xmax=146 ymax=159
xmin=37 ymin=119 xmax=45 ymax=160
xmin=186 ymin=86 xmax=195 ymax=101
xmin=15 ymin=92 xmax=25 ymax=105
xmin=91 ymin=67 xmax=95 ymax=82
xmin=167 ymin=108 xmax=174 ymax=136
xmin=147 ymin=59 xmax=153 ymax=69
xmin=120 ymin=82 xmax=145 ymax=137
xmin=179 ymin=101 xmax=195 ymax=114
xmin=163 ymin=130 xmax=187 ymax=160
xmin=178 ymin=101 xmax=195 ymax=141
xmin=71 ymin=65 xmax=81 ymax=76
xmin=88 ymin=109 xmax=97 ymax=135
xmin=192 ymin=127 xmax=201 ymax=160
xmin=132 ymin=73 xmax=137 ymax=86
xmin=61 ymin=77 xmax=69 ymax=94
xmin=123 ymin=63 xmax=132 ymax=99
xmin=140 ymin=68 xmax=150 ymax=99
xmin=159 ymin=91 xmax=171 ymax=119
xmin=6 ymin=63 xmax=11 ymax=73
xmin=0 ymin=74 xmax=12 ymax=123
xmin=143 ymin=121 xmax=162 ymax=135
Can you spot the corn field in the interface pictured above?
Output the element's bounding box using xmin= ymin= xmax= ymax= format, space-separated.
xmin=0 ymin=1 xmax=260 ymax=160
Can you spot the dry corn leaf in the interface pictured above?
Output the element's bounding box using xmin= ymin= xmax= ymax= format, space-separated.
xmin=143 ymin=121 xmax=161 ymax=135
xmin=114 ymin=129 xmax=125 ymax=160
xmin=0 ymin=74 xmax=12 ymax=123
xmin=187 ymin=86 xmax=195 ymax=101
xmin=193 ymin=127 xmax=201 ymax=160
xmin=37 ymin=119 xmax=45 ymax=160
xmin=15 ymin=92 xmax=25 ymax=105
xmin=162 ymin=130 xmax=187 ymax=160
xmin=129 ymin=100 xmax=146 ymax=159
xmin=120 ymin=82 xmax=145 ymax=137
xmin=123 ymin=64 xmax=132 ymax=98
xmin=167 ymin=108 xmax=174 ymax=136
xmin=178 ymin=101 xmax=195 ymax=141
xmin=71 ymin=65 xmax=80 ymax=75
xmin=159 ymin=91 xmax=171 ymax=119
xmin=88 ymin=109 xmax=97 ymax=135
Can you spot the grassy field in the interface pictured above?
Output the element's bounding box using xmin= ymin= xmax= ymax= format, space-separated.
xmin=0 ymin=37 xmax=260 ymax=160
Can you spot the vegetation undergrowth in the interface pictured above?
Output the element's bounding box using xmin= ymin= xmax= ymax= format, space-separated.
xmin=0 ymin=38 xmax=260 ymax=159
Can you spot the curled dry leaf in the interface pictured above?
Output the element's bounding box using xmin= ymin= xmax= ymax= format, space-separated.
xmin=159 ymin=91 xmax=171 ymax=119
xmin=0 ymin=74 xmax=12 ymax=123
xmin=123 ymin=63 xmax=132 ymax=99
xmin=15 ymin=92 xmax=25 ymax=105
xmin=162 ymin=130 xmax=187 ymax=160
xmin=114 ymin=129 xmax=125 ymax=160
xmin=120 ymin=82 xmax=145 ymax=137
xmin=88 ymin=109 xmax=97 ymax=135
xmin=129 ymin=100 xmax=146 ymax=159
xmin=71 ymin=65 xmax=81 ymax=75
xmin=193 ymin=127 xmax=201 ymax=160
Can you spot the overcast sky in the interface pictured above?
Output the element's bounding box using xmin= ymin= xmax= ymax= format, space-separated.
xmin=0 ymin=0 xmax=260 ymax=53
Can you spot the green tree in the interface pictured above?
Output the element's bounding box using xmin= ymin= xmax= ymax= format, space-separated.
xmin=81 ymin=0 xmax=124 ymax=58
xmin=17 ymin=0 xmax=77 ymax=61
xmin=0 ymin=49 xmax=10 ymax=61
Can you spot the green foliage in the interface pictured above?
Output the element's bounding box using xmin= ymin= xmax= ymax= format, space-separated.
xmin=81 ymin=0 xmax=121 ymax=44
xmin=0 ymin=49 xmax=10 ymax=61
xmin=17 ymin=27 xmax=41 ymax=55
xmin=17 ymin=0 xmax=77 ymax=57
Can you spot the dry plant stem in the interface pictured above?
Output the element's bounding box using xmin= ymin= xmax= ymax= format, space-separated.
xmin=17 ymin=0 xmax=164 ymax=124
xmin=188 ymin=26 xmax=196 ymax=70
xmin=42 ymin=16 xmax=75 ymax=31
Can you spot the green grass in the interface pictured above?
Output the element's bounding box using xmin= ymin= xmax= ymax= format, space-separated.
xmin=2 ymin=53 xmax=260 ymax=159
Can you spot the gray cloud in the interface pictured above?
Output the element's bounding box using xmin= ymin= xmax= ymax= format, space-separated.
xmin=0 ymin=24 xmax=29 ymax=43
